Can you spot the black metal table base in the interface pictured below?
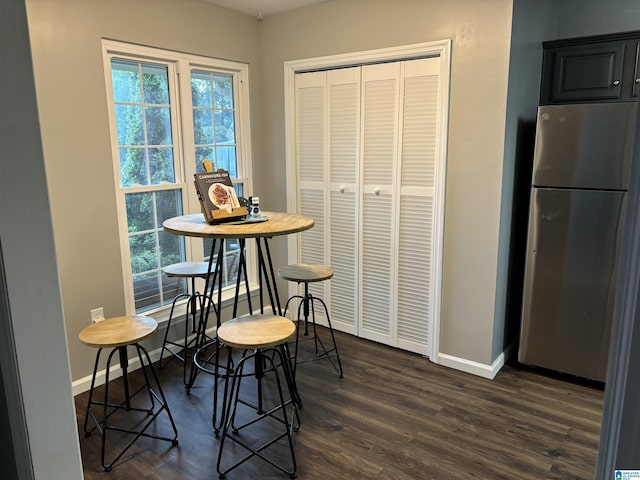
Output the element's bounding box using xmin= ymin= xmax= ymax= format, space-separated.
xmin=83 ymin=343 xmax=179 ymax=472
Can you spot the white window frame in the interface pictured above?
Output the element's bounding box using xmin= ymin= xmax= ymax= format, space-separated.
xmin=102 ymin=39 xmax=254 ymax=317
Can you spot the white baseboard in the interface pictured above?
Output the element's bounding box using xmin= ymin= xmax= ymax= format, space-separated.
xmin=436 ymin=342 xmax=515 ymax=380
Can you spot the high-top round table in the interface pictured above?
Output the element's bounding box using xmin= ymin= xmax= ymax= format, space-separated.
xmin=163 ymin=212 xmax=313 ymax=397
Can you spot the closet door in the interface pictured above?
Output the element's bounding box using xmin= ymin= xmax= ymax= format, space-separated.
xmin=327 ymin=68 xmax=360 ymax=334
xmin=295 ymin=69 xmax=360 ymax=332
xmin=295 ymin=71 xmax=327 ymax=283
xmin=396 ymin=58 xmax=440 ymax=355
xmin=293 ymin=56 xmax=443 ymax=356
xmin=359 ymin=62 xmax=400 ymax=345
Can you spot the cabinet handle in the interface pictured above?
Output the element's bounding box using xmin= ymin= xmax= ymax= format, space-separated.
xmin=339 ymin=185 xmax=345 ymax=193
xmin=373 ymin=186 xmax=381 ymax=196
xmin=613 ymin=80 xmax=620 ymax=86
xmin=636 ymin=78 xmax=640 ymax=84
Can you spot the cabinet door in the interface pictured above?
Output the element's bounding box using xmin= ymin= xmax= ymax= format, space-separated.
xmin=541 ymin=41 xmax=625 ymax=103
xmin=359 ymin=62 xmax=400 ymax=345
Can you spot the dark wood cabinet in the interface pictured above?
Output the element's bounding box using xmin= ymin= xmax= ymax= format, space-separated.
xmin=540 ymin=31 xmax=640 ymax=104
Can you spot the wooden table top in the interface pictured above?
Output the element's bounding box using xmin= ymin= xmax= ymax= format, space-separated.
xmin=79 ymin=315 xmax=158 ymax=348
xmin=163 ymin=211 xmax=314 ymax=239
xmin=216 ymin=314 xmax=296 ymax=350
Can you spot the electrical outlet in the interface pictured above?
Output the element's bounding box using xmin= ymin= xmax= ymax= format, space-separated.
xmin=90 ymin=307 xmax=105 ymax=324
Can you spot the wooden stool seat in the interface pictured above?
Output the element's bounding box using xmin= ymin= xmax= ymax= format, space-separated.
xmin=216 ymin=314 xmax=299 ymax=479
xmin=80 ymin=315 xmax=178 ymax=472
xmin=278 ymin=264 xmax=334 ymax=283
xmin=79 ymin=315 xmax=157 ymax=348
xmin=163 ymin=261 xmax=210 ymax=278
xmin=217 ymin=314 xmax=296 ymax=350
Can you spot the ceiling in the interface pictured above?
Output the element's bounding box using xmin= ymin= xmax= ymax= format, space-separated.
xmin=203 ymin=0 xmax=330 ymax=17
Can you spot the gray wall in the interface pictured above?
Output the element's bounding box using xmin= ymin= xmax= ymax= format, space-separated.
xmin=0 ymin=0 xmax=83 ymax=477
xmin=556 ymin=0 xmax=640 ymax=38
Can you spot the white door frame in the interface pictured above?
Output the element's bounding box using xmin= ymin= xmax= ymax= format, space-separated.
xmin=283 ymin=40 xmax=451 ymax=362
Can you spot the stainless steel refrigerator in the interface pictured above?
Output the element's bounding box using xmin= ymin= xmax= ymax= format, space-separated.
xmin=518 ymin=102 xmax=637 ymax=382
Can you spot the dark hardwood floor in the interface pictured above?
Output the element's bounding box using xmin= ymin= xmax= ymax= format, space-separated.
xmin=75 ymin=329 xmax=603 ymax=479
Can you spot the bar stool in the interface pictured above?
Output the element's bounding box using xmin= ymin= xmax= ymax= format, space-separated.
xmin=279 ymin=264 xmax=343 ymax=378
xmin=80 ymin=315 xmax=179 ymax=472
xmin=216 ymin=314 xmax=299 ymax=479
xmin=159 ymin=261 xmax=213 ymax=386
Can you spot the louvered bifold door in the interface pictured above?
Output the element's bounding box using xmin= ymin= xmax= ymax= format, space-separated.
xmin=295 ymin=72 xmax=327 ymax=310
xmin=396 ymin=58 xmax=440 ymax=355
xmin=359 ymin=62 xmax=400 ymax=345
xmin=327 ymin=67 xmax=360 ymax=335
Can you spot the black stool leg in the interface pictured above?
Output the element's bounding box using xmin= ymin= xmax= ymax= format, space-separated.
xmin=312 ymin=295 xmax=343 ymax=378
xmin=83 ymin=347 xmax=103 ymax=437
xmin=286 ymin=284 xmax=343 ymax=378
xmin=159 ymin=292 xmax=190 ymax=367
xmin=84 ymin=343 xmax=178 ymax=472
xmin=217 ymin=348 xmax=297 ymax=479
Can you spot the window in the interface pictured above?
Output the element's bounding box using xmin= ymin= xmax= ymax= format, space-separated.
xmin=103 ymin=41 xmax=253 ymax=314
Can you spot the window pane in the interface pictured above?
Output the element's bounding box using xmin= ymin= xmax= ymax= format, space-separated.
xmin=149 ymin=148 xmax=175 ymax=184
xmin=133 ymin=273 xmax=160 ymax=311
xmin=142 ymin=64 xmax=169 ymax=105
xmin=215 ymin=147 xmax=237 ymax=176
xmin=191 ymin=72 xmax=213 ymax=108
xmin=119 ymin=148 xmax=147 ymax=187
xmin=215 ymin=109 xmax=235 ymax=144
xmin=116 ymin=105 xmax=144 ymax=146
xmin=129 ymin=232 xmax=157 ymax=274
xmin=126 ymin=192 xmax=155 ymax=231
xmin=162 ymin=274 xmax=186 ymax=305
xmin=193 ymin=109 xmax=214 ymax=145
xmin=112 ymin=60 xmax=141 ymax=103
xmin=159 ymin=230 xmax=182 ymax=269
xmin=155 ymin=189 xmax=181 ymax=226
xmin=213 ymin=74 xmax=234 ymax=109
xmin=195 ymin=147 xmax=215 ymax=173
xmin=145 ymin=106 xmax=172 ymax=146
